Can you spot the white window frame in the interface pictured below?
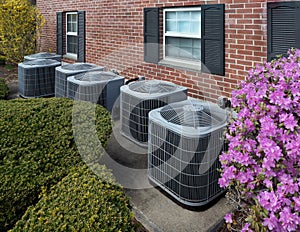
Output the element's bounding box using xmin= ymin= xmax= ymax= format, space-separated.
xmin=66 ymin=12 xmax=78 ymax=59
xmin=163 ymin=7 xmax=201 ymax=67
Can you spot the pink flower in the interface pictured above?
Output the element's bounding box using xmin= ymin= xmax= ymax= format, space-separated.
xmin=263 ymin=213 xmax=280 ymax=231
xmin=219 ymin=48 xmax=300 ymax=231
xmin=279 ymin=207 xmax=300 ymax=232
xmin=280 ymin=113 xmax=298 ymax=131
xmin=241 ymin=223 xmax=253 ymax=232
xmin=224 ymin=213 xmax=233 ymax=224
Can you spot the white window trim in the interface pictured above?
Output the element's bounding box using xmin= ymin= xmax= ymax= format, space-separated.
xmin=163 ymin=7 xmax=201 ymax=67
xmin=66 ymin=12 xmax=78 ymax=59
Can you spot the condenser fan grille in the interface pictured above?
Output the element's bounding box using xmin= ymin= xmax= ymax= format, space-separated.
xmin=74 ymin=71 xmax=117 ymax=82
xmin=18 ymin=59 xmax=60 ymax=98
xmin=24 ymin=59 xmax=58 ymax=66
xmin=160 ymin=102 xmax=225 ymax=127
xmin=148 ymin=99 xmax=228 ymax=206
xmin=62 ymin=63 xmax=96 ymax=70
xmin=129 ymin=80 xmax=177 ymax=94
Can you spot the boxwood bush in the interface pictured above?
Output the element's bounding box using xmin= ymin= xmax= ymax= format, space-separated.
xmin=11 ymin=165 xmax=135 ymax=232
xmin=0 ymin=77 xmax=9 ymax=99
xmin=0 ymin=98 xmax=112 ymax=231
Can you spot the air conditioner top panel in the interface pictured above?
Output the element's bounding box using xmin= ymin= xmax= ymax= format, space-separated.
xmin=149 ymin=99 xmax=227 ymax=136
xmin=56 ymin=63 xmax=105 ymax=74
xmin=74 ymin=71 xmax=124 ymax=82
xmin=121 ymin=80 xmax=187 ymax=98
xmin=67 ymin=71 xmax=124 ymax=85
xmin=24 ymin=52 xmax=61 ymax=60
xmin=129 ymin=80 xmax=176 ymax=93
xmin=19 ymin=59 xmax=61 ymax=68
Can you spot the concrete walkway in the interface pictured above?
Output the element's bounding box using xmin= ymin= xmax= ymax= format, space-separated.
xmin=102 ymin=120 xmax=231 ymax=232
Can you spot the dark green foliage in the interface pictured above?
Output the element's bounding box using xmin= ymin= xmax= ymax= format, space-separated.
xmin=11 ymin=165 xmax=135 ymax=232
xmin=0 ymin=98 xmax=112 ymax=231
xmin=0 ymin=77 xmax=9 ymax=99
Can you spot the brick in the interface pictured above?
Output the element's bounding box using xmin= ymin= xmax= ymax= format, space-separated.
xmin=36 ymin=0 xmax=269 ymax=100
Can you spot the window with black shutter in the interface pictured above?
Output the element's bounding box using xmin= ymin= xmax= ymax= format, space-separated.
xmin=143 ymin=4 xmax=224 ymax=76
xmin=56 ymin=11 xmax=86 ymax=61
xmin=267 ymin=2 xmax=300 ymax=61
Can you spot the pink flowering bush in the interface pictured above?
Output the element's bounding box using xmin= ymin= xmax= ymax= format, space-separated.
xmin=219 ymin=49 xmax=300 ymax=232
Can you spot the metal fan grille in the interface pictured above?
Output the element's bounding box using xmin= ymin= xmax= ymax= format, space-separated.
xmin=128 ymin=80 xmax=177 ymax=94
xmin=148 ymin=100 xmax=228 ymax=206
xmin=62 ymin=63 xmax=96 ymax=70
xmin=74 ymin=71 xmax=117 ymax=82
xmin=24 ymin=59 xmax=58 ymax=66
xmin=160 ymin=102 xmax=224 ymax=128
xmin=18 ymin=60 xmax=60 ymax=98
xmin=55 ymin=64 xmax=105 ymax=98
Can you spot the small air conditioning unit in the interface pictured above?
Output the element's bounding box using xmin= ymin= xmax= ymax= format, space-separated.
xmin=148 ymin=99 xmax=227 ymax=207
xmin=120 ymin=80 xmax=187 ymax=147
xmin=24 ymin=52 xmax=61 ymax=62
xmin=18 ymin=59 xmax=61 ymax=98
xmin=67 ymin=71 xmax=124 ymax=112
xmin=55 ymin=63 xmax=105 ymax=97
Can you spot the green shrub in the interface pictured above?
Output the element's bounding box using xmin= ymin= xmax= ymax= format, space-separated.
xmin=0 ymin=77 xmax=9 ymax=99
xmin=0 ymin=98 xmax=112 ymax=231
xmin=11 ymin=165 xmax=135 ymax=232
xmin=0 ymin=0 xmax=45 ymax=63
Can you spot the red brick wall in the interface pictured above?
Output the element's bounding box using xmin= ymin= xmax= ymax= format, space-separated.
xmin=35 ymin=0 xmax=290 ymax=102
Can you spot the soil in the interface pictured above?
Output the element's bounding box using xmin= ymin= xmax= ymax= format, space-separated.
xmin=0 ymin=63 xmax=18 ymax=84
xmin=0 ymin=63 xmax=19 ymax=99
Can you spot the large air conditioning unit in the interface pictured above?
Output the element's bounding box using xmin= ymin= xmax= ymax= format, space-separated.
xmin=18 ymin=59 xmax=61 ymax=98
xmin=24 ymin=52 xmax=61 ymax=62
xmin=148 ymin=99 xmax=228 ymax=207
xmin=55 ymin=63 xmax=105 ymax=97
xmin=67 ymin=71 xmax=124 ymax=112
xmin=120 ymin=80 xmax=187 ymax=147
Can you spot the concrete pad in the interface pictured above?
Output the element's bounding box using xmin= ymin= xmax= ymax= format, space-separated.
xmin=101 ymin=121 xmax=231 ymax=232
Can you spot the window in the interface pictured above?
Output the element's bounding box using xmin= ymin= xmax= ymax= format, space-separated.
xmin=163 ymin=8 xmax=201 ymax=66
xmin=66 ymin=12 xmax=78 ymax=58
xmin=267 ymin=2 xmax=300 ymax=61
xmin=144 ymin=5 xmax=224 ymax=76
xmin=56 ymin=11 xmax=86 ymax=62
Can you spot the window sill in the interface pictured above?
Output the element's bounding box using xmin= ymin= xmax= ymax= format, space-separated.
xmin=63 ymin=54 xmax=77 ymax=61
xmin=158 ymin=59 xmax=201 ymax=72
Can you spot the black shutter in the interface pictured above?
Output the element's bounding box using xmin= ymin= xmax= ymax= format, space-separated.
xmin=267 ymin=2 xmax=300 ymax=61
xmin=201 ymin=4 xmax=224 ymax=76
xmin=77 ymin=11 xmax=86 ymax=62
xmin=56 ymin=12 xmax=63 ymax=55
xmin=144 ymin=8 xmax=160 ymax=64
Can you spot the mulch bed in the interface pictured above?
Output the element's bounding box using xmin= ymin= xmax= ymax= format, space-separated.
xmin=0 ymin=63 xmax=18 ymax=84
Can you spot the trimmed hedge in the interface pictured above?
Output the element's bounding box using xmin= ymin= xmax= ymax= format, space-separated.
xmin=0 ymin=98 xmax=112 ymax=231
xmin=11 ymin=165 xmax=135 ymax=232
xmin=0 ymin=77 xmax=9 ymax=99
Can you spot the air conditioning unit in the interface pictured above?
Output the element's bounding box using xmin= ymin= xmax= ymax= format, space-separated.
xmin=18 ymin=59 xmax=61 ymax=98
xmin=148 ymin=99 xmax=227 ymax=207
xmin=55 ymin=63 xmax=105 ymax=97
xmin=67 ymin=71 xmax=124 ymax=112
xmin=120 ymin=80 xmax=187 ymax=147
xmin=24 ymin=52 xmax=61 ymax=62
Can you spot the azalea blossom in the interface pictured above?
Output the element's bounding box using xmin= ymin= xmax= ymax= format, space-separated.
xmin=219 ymin=49 xmax=300 ymax=231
